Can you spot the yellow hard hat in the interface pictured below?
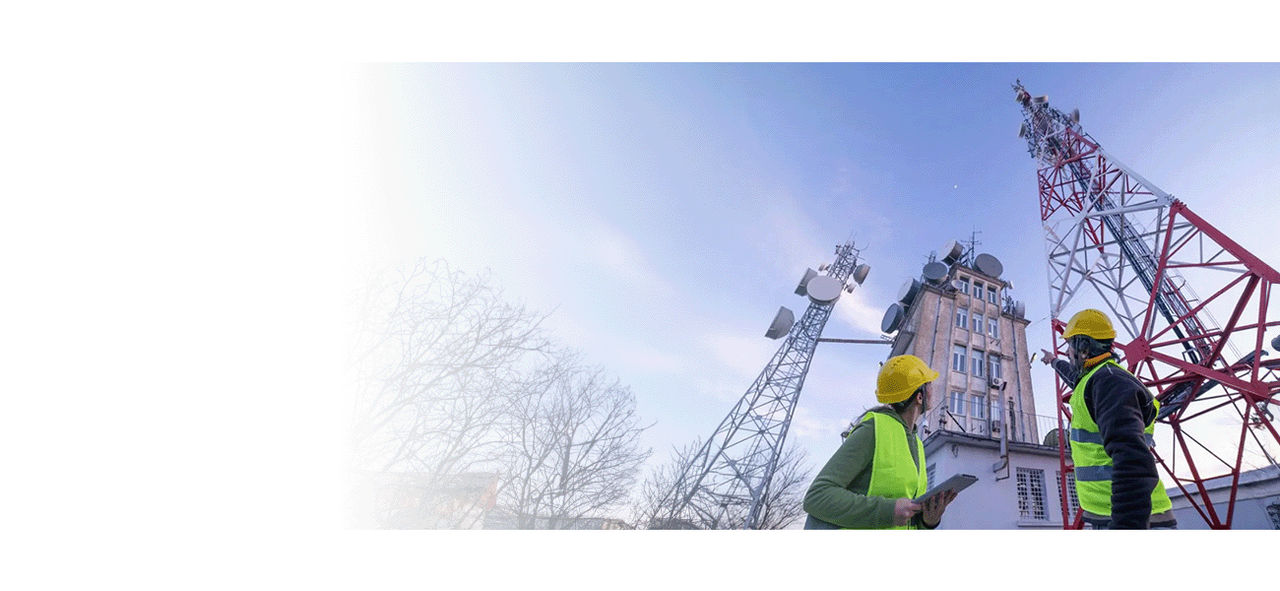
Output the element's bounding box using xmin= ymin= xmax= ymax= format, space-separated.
xmin=875 ymin=354 xmax=940 ymax=404
xmin=1062 ymin=308 xmax=1116 ymax=340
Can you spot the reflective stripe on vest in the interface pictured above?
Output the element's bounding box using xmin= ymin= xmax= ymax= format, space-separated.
xmin=1068 ymin=359 xmax=1173 ymax=516
xmin=1073 ymin=465 xmax=1112 ymax=482
xmin=861 ymin=411 xmax=928 ymax=530
xmin=1069 ymin=428 xmax=1155 ymax=447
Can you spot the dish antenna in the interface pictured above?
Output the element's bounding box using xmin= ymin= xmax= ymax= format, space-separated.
xmin=922 ymin=261 xmax=948 ymax=283
xmin=805 ymin=276 xmax=843 ymax=304
xmin=881 ymin=303 xmax=905 ymax=333
xmin=898 ymin=278 xmax=921 ymax=305
xmin=852 ymin=263 xmax=871 ymax=285
xmin=974 ymin=253 xmax=1004 ymax=278
xmin=794 ymin=268 xmax=818 ymax=296
xmin=764 ymin=306 xmax=795 ymax=339
xmin=940 ymin=240 xmax=964 ymax=264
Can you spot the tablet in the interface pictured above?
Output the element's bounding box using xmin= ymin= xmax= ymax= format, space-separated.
xmin=916 ymin=473 xmax=977 ymax=504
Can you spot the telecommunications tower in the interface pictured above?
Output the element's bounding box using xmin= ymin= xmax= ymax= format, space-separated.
xmin=653 ymin=240 xmax=871 ymax=529
xmin=1013 ymin=81 xmax=1280 ymax=528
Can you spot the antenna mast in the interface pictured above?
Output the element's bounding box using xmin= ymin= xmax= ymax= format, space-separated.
xmin=1013 ymin=80 xmax=1280 ymax=528
xmin=652 ymin=240 xmax=869 ymax=529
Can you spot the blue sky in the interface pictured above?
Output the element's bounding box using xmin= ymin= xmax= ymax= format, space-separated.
xmin=10 ymin=3 xmax=1280 ymax=588
xmin=356 ymin=63 xmax=1280 ymax=512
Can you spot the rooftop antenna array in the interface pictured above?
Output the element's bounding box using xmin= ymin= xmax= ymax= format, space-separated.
xmin=960 ymin=228 xmax=982 ymax=268
xmin=1014 ymin=79 xmax=1280 ymax=529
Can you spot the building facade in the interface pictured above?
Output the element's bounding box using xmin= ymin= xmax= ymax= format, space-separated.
xmin=882 ymin=245 xmax=1066 ymax=528
xmin=1166 ymin=464 xmax=1280 ymax=529
xmin=885 ymin=249 xmax=1039 ymax=443
xmin=923 ymin=430 xmax=1078 ymax=529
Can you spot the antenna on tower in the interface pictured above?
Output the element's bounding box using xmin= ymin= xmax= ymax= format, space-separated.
xmin=961 ymin=228 xmax=983 ymax=267
xmin=1014 ymin=81 xmax=1280 ymax=530
xmin=650 ymin=236 xmax=871 ymax=529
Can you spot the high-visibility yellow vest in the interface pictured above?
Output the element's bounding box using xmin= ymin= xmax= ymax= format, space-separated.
xmin=1068 ymin=359 xmax=1173 ymax=516
xmin=860 ymin=411 xmax=928 ymax=530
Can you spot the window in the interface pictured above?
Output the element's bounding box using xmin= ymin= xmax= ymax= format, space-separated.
xmin=989 ymin=355 xmax=1002 ymax=379
xmin=972 ymin=350 xmax=985 ymax=378
xmin=987 ymin=285 xmax=998 ymax=304
xmin=972 ymin=312 xmax=984 ymax=333
xmin=971 ymin=395 xmax=986 ymax=419
xmin=1017 ymin=468 xmax=1048 ymax=521
xmin=949 ymin=391 xmax=966 ymax=415
xmin=988 ymin=317 xmax=999 ymax=339
xmin=955 ymin=307 xmax=968 ymax=330
xmin=973 ymin=281 xmax=983 ymax=298
xmin=1267 ymin=503 xmax=1280 ymax=530
xmin=957 ymin=277 xmax=970 ymax=294
xmin=952 ymin=345 xmax=967 ymax=373
xmin=1057 ymin=471 xmax=1080 ymax=518
xmin=927 ymin=463 xmax=936 ymax=486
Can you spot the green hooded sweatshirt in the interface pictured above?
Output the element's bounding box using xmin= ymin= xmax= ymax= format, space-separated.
xmin=802 ymin=406 xmax=937 ymax=529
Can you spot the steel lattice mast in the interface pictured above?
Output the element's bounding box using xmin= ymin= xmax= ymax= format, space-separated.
xmin=1013 ymin=81 xmax=1280 ymax=528
xmin=655 ymin=240 xmax=867 ymax=529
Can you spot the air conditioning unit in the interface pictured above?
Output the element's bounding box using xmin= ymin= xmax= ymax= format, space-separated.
xmin=989 ymin=377 xmax=1007 ymax=390
xmin=991 ymin=420 xmax=1002 ymax=433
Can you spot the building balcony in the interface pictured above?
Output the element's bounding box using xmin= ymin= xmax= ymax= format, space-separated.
xmin=930 ymin=410 xmax=1058 ymax=445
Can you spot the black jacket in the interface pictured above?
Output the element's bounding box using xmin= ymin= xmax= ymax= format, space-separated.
xmin=1070 ymin=359 xmax=1161 ymax=529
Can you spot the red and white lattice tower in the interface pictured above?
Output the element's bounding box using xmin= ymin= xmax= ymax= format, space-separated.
xmin=1013 ymin=81 xmax=1280 ymax=529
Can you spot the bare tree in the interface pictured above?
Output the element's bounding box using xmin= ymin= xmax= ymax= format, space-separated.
xmin=754 ymin=445 xmax=812 ymax=530
xmin=348 ymin=258 xmax=652 ymax=529
xmin=348 ymin=259 xmax=550 ymax=527
xmin=631 ymin=438 xmax=705 ymax=529
xmin=633 ymin=440 xmax=812 ymax=530
xmin=497 ymin=350 xmax=652 ymax=529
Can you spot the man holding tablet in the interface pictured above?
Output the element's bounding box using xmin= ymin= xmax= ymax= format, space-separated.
xmin=803 ymin=354 xmax=959 ymax=529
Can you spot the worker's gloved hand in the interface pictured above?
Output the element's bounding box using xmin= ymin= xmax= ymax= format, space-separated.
xmin=921 ymin=490 xmax=958 ymax=528
xmin=893 ymin=498 xmax=921 ymax=526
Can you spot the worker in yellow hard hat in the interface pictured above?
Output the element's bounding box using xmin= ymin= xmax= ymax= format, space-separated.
xmin=1050 ymin=309 xmax=1176 ymax=529
xmin=803 ymin=354 xmax=957 ymax=529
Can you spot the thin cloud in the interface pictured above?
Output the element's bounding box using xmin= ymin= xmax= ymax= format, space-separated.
xmin=747 ymin=186 xmax=892 ymax=340
xmin=585 ymin=218 xmax=677 ymax=298
xmin=789 ymin=405 xmax=846 ymax=441
xmin=832 ymin=289 xmax=887 ymax=338
xmin=701 ymin=332 xmax=777 ymax=384
xmin=606 ymin=340 xmax=689 ymax=374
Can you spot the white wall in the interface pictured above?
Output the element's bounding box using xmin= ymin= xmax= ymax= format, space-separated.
xmin=1167 ymin=474 xmax=1280 ymax=529
xmin=925 ymin=437 xmax=1069 ymax=529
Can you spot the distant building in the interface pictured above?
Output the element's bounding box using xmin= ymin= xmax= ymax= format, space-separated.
xmin=1166 ymin=464 xmax=1280 ymax=529
xmin=644 ymin=517 xmax=700 ymax=530
xmin=883 ymin=244 xmax=1065 ymax=529
xmin=484 ymin=510 xmax=634 ymax=530
xmin=349 ymin=471 xmax=636 ymax=529
xmin=348 ymin=471 xmax=499 ymax=529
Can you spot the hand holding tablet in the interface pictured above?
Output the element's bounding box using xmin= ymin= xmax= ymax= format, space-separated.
xmin=916 ymin=473 xmax=977 ymax=504
xmin=915 ymin=473 xmax=975 ymax=527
